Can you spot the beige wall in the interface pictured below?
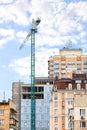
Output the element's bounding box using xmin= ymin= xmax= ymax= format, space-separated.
xmin=74 ymin=121 xmax=87 ymax=130
xmin=74 ymin=94 xmax=87 ymax=130
xmin=0 ymin=103 xmax=10 ymax=130
xmin=48 ymin=49 xmax=87 ymax=79
xmin=50 ymin=91 xmax=87 ymax=130
xmin=60 ymin=50 xmax=82 ymax=56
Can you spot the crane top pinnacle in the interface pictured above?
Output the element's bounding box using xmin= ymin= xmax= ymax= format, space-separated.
xmin=32 ymin=18 xmax=41 ymax=29
xmin=36 ymin=17 xmax=41 ymax=25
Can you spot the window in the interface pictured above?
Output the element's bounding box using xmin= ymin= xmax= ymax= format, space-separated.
xmin=84 ymin=60 xmax=87 ymax=65
xmin=54 ymin=109 xmax=58 ymax=116
xmin=68 ymin=84 xmax=72 ymax=90
xmin=10 ymin=119 xmax=14 ymax=124
xmin=62 ymin=109 xmax=64 ymax=113
xmin=62 ymin=124 xmax=65 ymax=128
xmin=62 ymin=101 xmax=64 ymax=106
xmin=68 ymin=100 xmax=70 ymax=105
xmin=54 ymin=102 xmax=58 ymax=107
xmin=68 ymin=122 xmax=73 ymax=128
xmin=0 ymin=110 xmax=4 ymax=115
xmin=54 ymin=60 xmax=59 ymax=64
xmin=0 ymin=120 xmax=4 ymax=125
xmin=77 ymin=84 xmax=81 ymax=90
xmin=54 ymin=117 xmax=58 ymax=122
xmin=68 ymin=100 xmax=73 ymax=105
xmin=80 ymin=121 xmax=86 ymax=127
xmin=80 ymin=109 xmax=85 ymax=116
xmin=53 ymin=86 xmax=58 ymax=92
xmin=54 ymin=94 xmax=58 ymax=100
xmin=55 ymin=125 xmax=58 ymax=130
xmin=62 ymin=116 xmax=65 ymax=120
xmin=62 ymin=93 xmax=64 ymax=98
xmin=68 ymin=109 xmax=70 ymax=114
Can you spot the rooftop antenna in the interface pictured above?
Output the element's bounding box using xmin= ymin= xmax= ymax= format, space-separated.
xmin=3 ymin=91 xmax=5 ymax=100
xmin=19 ymin=18 xmax=41 ymax=130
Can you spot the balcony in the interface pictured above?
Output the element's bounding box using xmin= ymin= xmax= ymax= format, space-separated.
xmin=10 ymin=113 xmax=18 ymax=121
xmin=10 ymin=124 xmax=18 ymax=130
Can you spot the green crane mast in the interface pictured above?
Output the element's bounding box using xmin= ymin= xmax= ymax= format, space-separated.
xmin=19 ymin=18 xmax=41 ymax=130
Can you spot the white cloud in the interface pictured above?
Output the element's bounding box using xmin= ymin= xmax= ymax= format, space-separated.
xmin=0 ymin=37 xmax=13 ymax=48
xmin=0 ymin=0 xmax=87 ymax=48
xmin=27 ymin=0 xmax=87 ymax=49
xmin=1 ymin=0 xmax=87 ymax=78
xmin=9 ymin=57 xmax=30 ymax=76
xmin=16 ymin=31 xmax=30 ymax=44
xmin=0 ymin=28 xmax=14 ymax=37
xmin=67 ymin=1 xmax=87 ymax=21
xmin=0 ymin=0 xmax=30 ymax=25
xmin=9 ymin=47 xmax=59 ymax=77
xmin=0 ymin=28 xmax=15 ymax=48
xmin=0 ymin=0 xmax=13 ymax=4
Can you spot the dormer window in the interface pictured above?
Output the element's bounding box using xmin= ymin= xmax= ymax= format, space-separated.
xmin=68 ymin=83 xmax=72 ymax=90
xmin=53 ymin=86 xmax=58 ymax=92
xmin=77 ymin=83 xmax=81 ymax=90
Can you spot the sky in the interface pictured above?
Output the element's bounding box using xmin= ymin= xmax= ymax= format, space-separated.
xmin=0 ymin=0 xmax=87 ymax=100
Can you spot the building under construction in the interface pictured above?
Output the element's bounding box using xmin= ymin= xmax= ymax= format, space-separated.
xmin=12 ymin=77 xmax=53 ymax=130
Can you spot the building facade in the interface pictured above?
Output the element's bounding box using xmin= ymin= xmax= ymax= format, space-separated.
xmin=0 ymin=99 xmax=18 ymax=130
xmin=12 ymin=78 xmax=53 ymax=130
xmin=48 ymin=47 xmax=87 ymax=79
xmin=69 ymin=94 xmax=87 ymax=130
xmin=50 ymin=74 xmax=87 ymax=130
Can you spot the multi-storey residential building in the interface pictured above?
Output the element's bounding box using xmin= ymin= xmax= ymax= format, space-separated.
xmin=12 ymin=77 xmax=53 ymax=130
xmin=69 ymin=94 xmax=87 ymax=130
xmin=0 ymin=99 xmax=18 ymax=130
xmin=50 ymin=73 xmax=87 ymax=130
xmin=48 ymin=47 xmax=87 ymax=79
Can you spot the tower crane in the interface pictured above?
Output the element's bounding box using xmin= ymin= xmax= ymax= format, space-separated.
xmin=19 ymin=18 xmax=41 ymax=130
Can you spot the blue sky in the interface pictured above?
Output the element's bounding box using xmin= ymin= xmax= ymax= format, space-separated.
xmin=0 ymin=0 xmax=87 ymax=100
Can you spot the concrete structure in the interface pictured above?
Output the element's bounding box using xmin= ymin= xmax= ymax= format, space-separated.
xmin=12 ymin=81 xmax=23 ymax=130
xmin=12 ymin=78 xmax=53 ymax=130
xmin=48 ymin=47 xmax=87 ymax=79
xmin=69 ymin=94 xmax=87 ymax=130
xmin=50 ymin=74 xmax=87 ymax=130
xmin=0 ymin=99 xmax=18 ymax=130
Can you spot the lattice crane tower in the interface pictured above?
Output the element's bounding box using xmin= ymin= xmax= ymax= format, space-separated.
xmin=19 ymin=18 xmax=41 ymax=130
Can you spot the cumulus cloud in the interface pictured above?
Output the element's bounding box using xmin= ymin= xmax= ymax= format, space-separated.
xmin=0 ymin=0 xmax=13 ymax=4
xmin=0 ymin=28 xmax=15 ymax=48
xmin=0 ymin=0 xmax=30 ymax=25
xmin=1 ymin=0 xmax=87 ymax=77
xmin=0 ymin=0 xmax=87 ymax=47
xmin=9 ymin=47 xmax=59 ymax=77
xmin=67 ymin=1 xmax=87 ymax=21
xmin=27 ymin=0 xmax=87 ymax=49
